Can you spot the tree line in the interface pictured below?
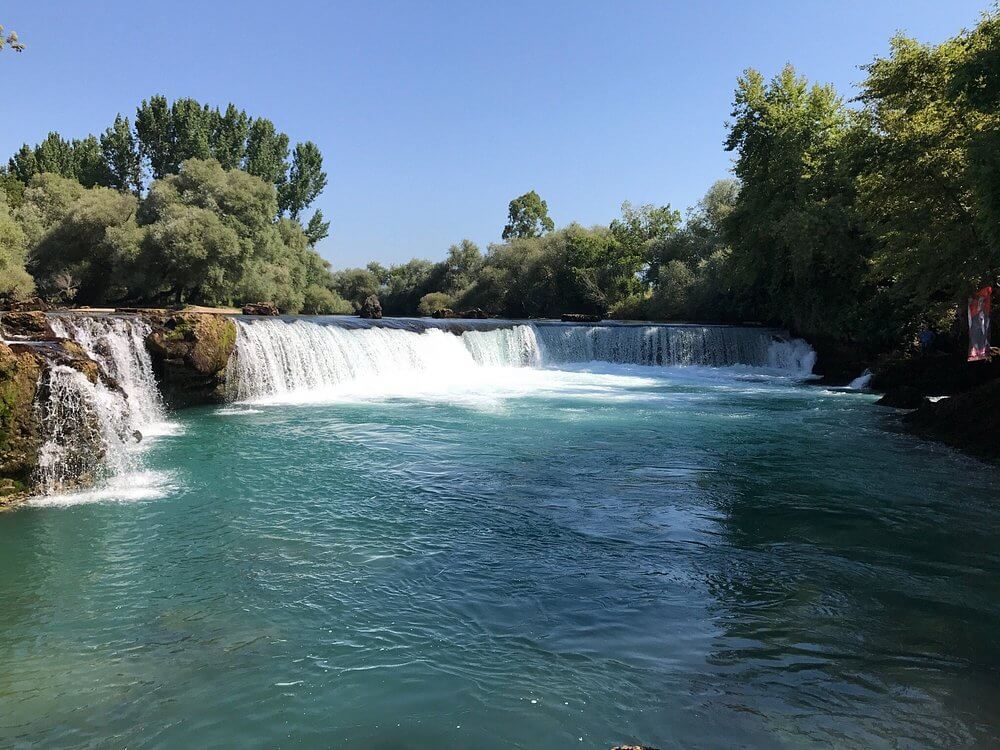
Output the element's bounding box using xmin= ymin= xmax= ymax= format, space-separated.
xmin=0 ymin=96 xmax=346 ymax=313
xmin=327 ymin=9 xmax=999 ymax=358
xmin=2 ymin=9 xmax=998 ymax=359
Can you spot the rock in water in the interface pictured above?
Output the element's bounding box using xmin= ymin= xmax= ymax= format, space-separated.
xmin=0 ymin=311 xmax=56 ymax=340
xmin=5 ymin=296 xmax=49 ymax=312
xmin=460 ymin=308 xmax=489 ymax=319
xmin=145 ymin=313 xmax=237 ymax=406
xmin=242 ymin=302 xmax=279 ymax=316
xmin=561 ymin=313 xmax=603 ymax=323
xmin=359 ymin=295 xmax=383 ymax=319
xmin=876 ymin=385 xmax=927 ymax=409
xmin=906 ymin=378 xmax=1000 ymax=460
xmin=431 ymin=308 xmax=456 ymax=319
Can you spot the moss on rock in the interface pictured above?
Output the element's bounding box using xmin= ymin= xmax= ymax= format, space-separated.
xmin=145 ymin=313 xmax=237 ymax=406
xmin=0 ymin=341 xmax=42 ymax=508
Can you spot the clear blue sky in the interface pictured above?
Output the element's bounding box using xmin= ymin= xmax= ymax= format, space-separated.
xmin=1 ymin=1 xmax=989 ymax=269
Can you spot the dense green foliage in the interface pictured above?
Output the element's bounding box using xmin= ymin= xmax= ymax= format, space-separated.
xmin=0 ymin=97 xmax=347 ymax=313
xmin=501 ymin=190 xmax=555 ymax=240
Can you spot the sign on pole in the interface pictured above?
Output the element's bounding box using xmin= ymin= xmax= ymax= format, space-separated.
xmin=968 ymin=286 xmax=992 ymax=361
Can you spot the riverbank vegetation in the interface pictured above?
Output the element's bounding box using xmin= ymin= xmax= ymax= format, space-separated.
xmin=2 ymin=11 xmax=998 ymax=360
xmin=0 ymin=96 xmax=349 ymax=314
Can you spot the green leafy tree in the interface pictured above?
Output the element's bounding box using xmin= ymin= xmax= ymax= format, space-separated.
xmin=244 ymin=118 xmax=290 ymax=188
xmin=14 ymin=172 xmax=87 ymax=246
xmin=502 ymin=190 xmax=555 ymax=239
xmin=142 ymin=204 xmax=242 ymax=304
xmin=135 ymin=95 xmax=176 ymax=179
xmin=302 ymin=283 xmax=352 ymax=314
xmin=417 ymin=292 xmax=455 ymax=316
xmin=101 ymin=115 xmax=143 ymax=195
xmin=859 ymin=15 xmax=1000 ymax=313
xmin=280 ymin=141 xmax=327 ymax=218
xmin=304 ymin=210 xmax=330 ymax=246
xmin=170 ymin=98 xmax=215 ymax=165
xmin=29 ymin=187 xmax=140 ymax=304
xmin=723 ymin=65 xmax=873 ymax=340
xmin=0 ymin=195 xmax=33 ymax=300
xmin=212 ymin=104 xmax=250 ymax=170
xmin=332 ymin=267 xmax=381 ymax=308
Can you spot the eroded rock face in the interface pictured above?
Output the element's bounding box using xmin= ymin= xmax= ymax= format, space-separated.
xmin=242 ymin=302 xmax=279 ymax=316
xmin=0 ymin=311 xmax=56 ymax=340
xmin=359 ymin=295 xmax=382 ymax=319
xmin=0 ymin=342 xmax=42 ymax=506
xmin=145 ymin=313 xmax=237 ymax=406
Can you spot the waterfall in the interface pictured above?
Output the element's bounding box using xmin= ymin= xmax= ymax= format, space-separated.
xmin=49 ymin=316 xmax=166 ymax=432
xmin=226 ymin=319 xmax=542 ymax=401
xmin=36 ymin=315 xmax=168 ymax=494
xmin=227 ymin=318 xmax=816 ymax=401
xmin=534 ymin=324 xmax=816 ymax=374
xmin=34 ymin=366 xmax=138 ymax=493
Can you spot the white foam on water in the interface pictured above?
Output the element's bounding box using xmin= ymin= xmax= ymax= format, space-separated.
xmin=226 ymin=319 xmax=817 ymax=408
xmin=848 ymin=369 xmax=873 ymax=390
xmin=27 ymin=470 xmax=178 ymax=508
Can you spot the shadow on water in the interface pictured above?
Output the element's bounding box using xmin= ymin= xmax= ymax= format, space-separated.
xmin=698 ymin=391 xmax=1000 ymax=747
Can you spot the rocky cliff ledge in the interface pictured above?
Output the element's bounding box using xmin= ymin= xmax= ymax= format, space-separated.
xmin=144 ymin=312 xmax=237 ymax=407
xmin=0 ymin=312 xmax=114 ymax=506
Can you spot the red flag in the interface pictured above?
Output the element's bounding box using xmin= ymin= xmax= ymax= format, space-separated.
xmin=968 ymin=286 xmax=992 ymax=361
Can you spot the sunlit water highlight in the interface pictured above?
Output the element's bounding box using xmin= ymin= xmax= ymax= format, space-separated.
xmin=2 ymin=318 xmax=999 ymax=748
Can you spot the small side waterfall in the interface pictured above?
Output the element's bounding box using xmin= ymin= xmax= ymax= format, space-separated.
xmin=49 ymin=316 xmax=165 ymax=431
xmin=227 ymin=318 xmax=816 ymax=401
xmin=33 ymin=366 xmax=137 ymax=493
xmin=36 ymin=316 xmax=167 ymax=493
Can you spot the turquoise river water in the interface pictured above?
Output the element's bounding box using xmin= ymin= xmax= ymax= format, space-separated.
xmin=1 ymin=318 xmax=998 ymax=749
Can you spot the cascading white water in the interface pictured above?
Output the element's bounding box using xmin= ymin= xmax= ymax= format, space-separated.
xmin=227 ymin=319 xmax=816 ymax=401
xmin=34 ymin=365 xmax=138 ymax=493
xmin=37 ymin=316 xmax=169 ymax=494
xmin=534 ymin=324 xmax=816 ymax=375
xmin=226 ymin=319 xmax=542 ymax=401
xmin=49 ymin=316 xmax=166 ymax=432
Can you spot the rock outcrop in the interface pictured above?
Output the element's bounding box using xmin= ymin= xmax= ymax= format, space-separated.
xmin=0 ymin=311 xmax=56 ymax=340
xmin=432 ymin=308 xmax=489 ymax=320
xmin=359 ymin=295 xmax=383 ymax=319
xmin=876 ymin=385 xmax=927 ymax=409
xmin=145 ymin=313 xmax=237 ymax=407
xmin=0 ymin=342 xmax=42 ymax=506
xmin=905 ymin=378 xmax=1000 ymax=461
xmin=242 ymin=302 xmax=279 ymax=316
